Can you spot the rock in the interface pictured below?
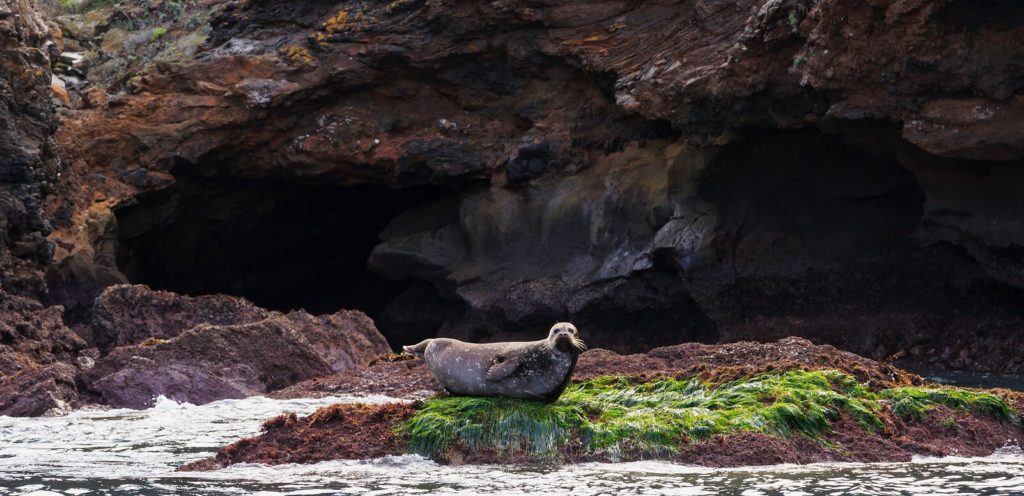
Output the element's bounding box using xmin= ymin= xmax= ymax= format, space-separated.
xmin=90 ymin=284 xmax=271 ymax=351
xmin=50 ymin=75 xmax=71 ymax=107
xmin=184 ymin=338 xmax=1024 ymax=470
xmin=14 ymin=0 xmax=1024 ymax=379
xmin=0 ymin=0 xmax=60 ymax=297
xmin=0 ymin=292 xmax=86 ymax=376
xmin=80 ymin=316 xmax=336 ymax=408
xmin=903 ymin=97 xmax=1024 ymax=161
xmin=0 ymin=363 xmax=78 ymax=417
xmin=78 ymin=285 xmax=393 ymax=408
xmin=280 ymin=310 xmax=392 ymax=373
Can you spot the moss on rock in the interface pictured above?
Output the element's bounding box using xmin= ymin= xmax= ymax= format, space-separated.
xmin=399 ymin=370 xmax=1019 ymax=462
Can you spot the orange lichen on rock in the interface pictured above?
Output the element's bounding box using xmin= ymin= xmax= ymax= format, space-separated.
xmin=279 ymin=46 xmax=316 ymax=67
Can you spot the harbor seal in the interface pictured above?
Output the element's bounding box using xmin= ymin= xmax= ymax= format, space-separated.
xmin=402 ymin=323 xmax=586 ymax=402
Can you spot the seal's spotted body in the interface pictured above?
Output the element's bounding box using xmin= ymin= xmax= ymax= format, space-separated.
xmin=403 ymin=323 xmax=584 ymax=402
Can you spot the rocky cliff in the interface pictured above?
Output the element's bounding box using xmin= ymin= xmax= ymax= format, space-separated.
xmin=1 ymin=0 xmax=1023 ymax=414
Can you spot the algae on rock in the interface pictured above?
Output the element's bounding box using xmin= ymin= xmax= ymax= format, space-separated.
xmin=399 ymin=370 xmax=1020 ymax=462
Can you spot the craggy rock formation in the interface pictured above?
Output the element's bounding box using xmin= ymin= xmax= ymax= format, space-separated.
xmin=180 ymin=338 xmax=1024 ymax=471
xmin=0 ymin=292 xmax=85 ymax=416
xmin=0 ymin=292 xmax=84 ymax=375
xmin=89 ymin=283 xmax=271 ymax=352
xmin=3 ymin=0 xmax=1024 ymax=412
xmin=31 ymin=0 xmax=1022 ymax=375
xmin=76 ymin=284 xmax=392 ymax=408
xmin=0 ymin=0 xmax=59 ymax=297
xmin=1 ymin=282 xmax=391 ymax=413
xmin=0 ymin=362 xmax=77 ymax=416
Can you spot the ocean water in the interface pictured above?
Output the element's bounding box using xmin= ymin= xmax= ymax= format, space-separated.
xmin=0 ymin=395 xmax=1022 ymax=495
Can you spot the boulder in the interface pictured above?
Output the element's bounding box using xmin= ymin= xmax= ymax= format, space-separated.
xmin=78 ymin=286 xmax=392 ymax=408
xmin=0 ymin=363 xmax=78 ymax=417
xmin=90 ymin=284 xmax=270 ymax=351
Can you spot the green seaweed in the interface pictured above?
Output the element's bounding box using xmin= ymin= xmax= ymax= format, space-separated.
xmin=397 ymin=370 xmax=1020 ymax=461
xmin=881 ymin=387 xmax=1018 ymax=423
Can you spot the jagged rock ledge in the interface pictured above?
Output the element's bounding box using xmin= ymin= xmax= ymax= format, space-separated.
xmin=179 ymin=338 xmax=1024 ymax=470
xmin=0 ymin=284 xmax=393 ymax=415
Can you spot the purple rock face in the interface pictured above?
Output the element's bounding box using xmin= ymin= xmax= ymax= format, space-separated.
xmin=76 ymin=286 xmax=392 ymax=409
xmin=0 ymin=363 xmax=78 ymax=417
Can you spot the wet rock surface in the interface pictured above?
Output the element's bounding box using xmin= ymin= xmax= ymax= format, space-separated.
xmin=1 ymin=283 xmax=391 ymax=412
xmin=178 ymin=403 xmax=419 ymax=471
xmin=182 ymin=338 xmax=1024 ymax=470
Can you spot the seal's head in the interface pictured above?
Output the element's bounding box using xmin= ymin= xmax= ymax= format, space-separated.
xmin=547 ymin=322 xmax=586 ymax=354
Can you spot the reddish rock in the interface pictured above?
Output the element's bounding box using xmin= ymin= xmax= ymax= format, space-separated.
xmin=77 ymin=286 xmax=392 ymax=408
xmin=89 ymin=284 xmax=271 ymax=351
xmin=0 ymin=292 xmax=85 ymax=376
xmin=77 ymin=313 xmax=383 ymax=408
xmin=183 ymin=338 xmax=1024 ymax=470
xmin=277 ymin=337 xmax=921 ymax=401
xmin=0 ymin=363 xmax=78 ymax=417
xmin=90 ymin=283 xmax=390 ymax=363
xmin=280 ymin=310 xmax=391 ymax=373
xmin=0 ymin=0 xmax=60 ymax=297
xmin=178 ymin=402 xmax=418 ymax=471
xmin=34 ymin=0 xmax=1022 ymax=373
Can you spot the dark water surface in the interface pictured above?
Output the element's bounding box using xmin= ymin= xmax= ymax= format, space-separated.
xmin=911 ymin=368 xmax=1024 ymax=392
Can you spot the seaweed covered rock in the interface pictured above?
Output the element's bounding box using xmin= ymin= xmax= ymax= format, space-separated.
xmin=183 ymin=339 xmax=1024 ymax=469
xmin=184 ymin=371 xmax=1023 ymax=469
xmin=274 ymin=337 xmax=918 ymax=401
xmin=179 ymin=402 xmax=418 ymax=471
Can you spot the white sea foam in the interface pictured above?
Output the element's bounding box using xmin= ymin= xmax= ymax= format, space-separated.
xmin=1 ymin=394 xmax=1022 ymax=495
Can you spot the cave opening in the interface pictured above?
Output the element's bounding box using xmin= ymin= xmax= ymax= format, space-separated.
xmin=113 ymin=173 xmax=454 ymax=348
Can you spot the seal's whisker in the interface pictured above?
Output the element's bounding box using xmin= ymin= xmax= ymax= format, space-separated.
xmin=572 ymin=338 xmax=588 ymax=351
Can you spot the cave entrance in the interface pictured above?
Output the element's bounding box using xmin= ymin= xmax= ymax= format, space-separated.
xmin=113 ymin=173 xmax=450 ymax=347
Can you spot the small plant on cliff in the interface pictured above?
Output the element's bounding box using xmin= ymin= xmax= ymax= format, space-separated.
xmin=151 ymin=27 xmax=169 ymax=42
xmin=788 ymin=11 xmax=801 ymax=30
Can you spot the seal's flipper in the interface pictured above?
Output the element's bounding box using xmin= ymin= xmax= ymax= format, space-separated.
xmin=486 ymin=356 xmax=522 ymax=381
xmin=402 ymin=339 xmax=432 ymax=357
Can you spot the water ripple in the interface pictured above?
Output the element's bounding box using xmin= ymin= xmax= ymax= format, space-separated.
xmin=1 ymin=396 xmax=1021 ymax=495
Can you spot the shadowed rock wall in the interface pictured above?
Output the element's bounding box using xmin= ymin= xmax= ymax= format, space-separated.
xmin=4 ymin=0 xmax=1022 ymax=371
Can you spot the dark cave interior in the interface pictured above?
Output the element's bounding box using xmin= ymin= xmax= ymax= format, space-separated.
xmin=113 ymin=173 xmax=452 ymax=348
